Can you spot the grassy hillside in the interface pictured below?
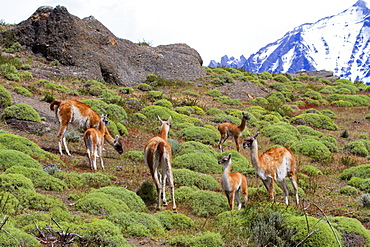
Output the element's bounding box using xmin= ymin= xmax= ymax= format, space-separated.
xmin=1 ymin=35 xmax=370 ymax=246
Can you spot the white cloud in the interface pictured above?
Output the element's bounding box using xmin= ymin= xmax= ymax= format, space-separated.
xmin=0 ymin=0 xmax=359 ymax=65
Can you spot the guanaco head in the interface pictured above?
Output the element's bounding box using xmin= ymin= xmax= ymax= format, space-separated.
xmin=242 ymin=112 xmax=250 ymax=121
xmin=243 ymin=132 xmax=259 ymax=149
xmin=158 ymin=116 xmax=171 ymax=135
xmin=113 ymin=135 xmax=124 ymax=154
xmin=101 ymin=114 xmax=110 ymax=126
xmin=218 ymin=153 xmax=232 ymax=166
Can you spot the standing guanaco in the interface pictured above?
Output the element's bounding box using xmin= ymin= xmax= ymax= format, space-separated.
xmin=218 ymin=112 xmax=250 ymax=153
xmin=218 ymin=153 xmax=248 ymax=210
xmin=243 ymin=133 xmax=299 ymax=205
xmin=83 ymin=115 xmax=109 ymax=170
xmin=144 ymin=116 xmax=176 ymax=212
xmin=50 ymin=100 xmax=124 ymax=155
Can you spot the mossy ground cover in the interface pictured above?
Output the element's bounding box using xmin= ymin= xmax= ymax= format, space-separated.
xmin=0 ymin=48 xmax=370 ymax=245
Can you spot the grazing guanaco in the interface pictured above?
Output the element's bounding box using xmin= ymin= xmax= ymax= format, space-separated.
xmin=144 ymin=116 xmax=176 ymax=212
xmin=243 ymin=133 xmax=299 ymax=205
xmin=218 ymin=153 xmax=248 ymax=210
xmin=84 ymin=115 xmax=109 ymax=170
xmin=218 ymin=112 xmax=250 ymax=153
xmin=50 ymin=100 xmax=124 ymax=155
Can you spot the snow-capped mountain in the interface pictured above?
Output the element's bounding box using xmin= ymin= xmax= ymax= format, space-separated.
xmin=209 ymin=0 xmax=370 ymax=83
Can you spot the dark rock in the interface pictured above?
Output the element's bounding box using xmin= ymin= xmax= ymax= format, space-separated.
xmin=1 ymin=6 xmax=206 ymax=86
xmin=6 ymin=118 xmax=52 ymax=135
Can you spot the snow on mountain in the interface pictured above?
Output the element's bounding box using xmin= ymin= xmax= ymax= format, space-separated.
xmin=209 ymin=0 xmax=370 ymax=83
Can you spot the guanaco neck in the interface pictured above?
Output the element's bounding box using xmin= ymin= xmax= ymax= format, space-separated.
xmin=104 ymin=127 xmax=115 ymax=145
xmin=158 ymin=124 xmax=169 ymax=141
xmin=238 ymin=117 xmax=247 ymax=131
xmin=222 ymin=161 xmax=232 ymax=189
xmin=249 ymin=139 xmax=261 ymax=171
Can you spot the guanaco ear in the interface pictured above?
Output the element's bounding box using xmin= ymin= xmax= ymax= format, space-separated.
xmin=115 ymin=135 xmax=119 ymax=141
xmin=157 ymin=116 xmax=162 ymax=122
xmin=168 ymin=116 xmax=172 ymax=122
xmin=254 ymin=132 xmax=259 ymax=139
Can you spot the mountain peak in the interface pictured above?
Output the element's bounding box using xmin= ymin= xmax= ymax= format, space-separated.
xmin=353 ymin=0 xmax=368 ymax=8
xmin=209 ymin=1 xmax=370 ymax=83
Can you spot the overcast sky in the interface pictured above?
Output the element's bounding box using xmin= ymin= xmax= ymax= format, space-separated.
xmin=0 ymin=0 xmax=360 ymax=65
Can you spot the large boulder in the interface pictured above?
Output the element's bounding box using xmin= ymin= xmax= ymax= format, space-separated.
xmin=1 ymin=6 xmax=206 ymax=86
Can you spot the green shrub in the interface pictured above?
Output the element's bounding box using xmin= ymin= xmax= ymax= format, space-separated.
xmin=136 ymin=180 xmax=157 ymax=204
xmin=44 ymin=82 xmax=70 ymax=93
xmin=137 ymin=83 xmax=152 ymax=91
xmin=0 ymin=149 xmax=42 ymax=170
xmin=73 ymin=218 xmax=131 ymax=247
xmin=118 ymin=86 xmax=134 ymax=94
xmin=141 ymin=105 xmax=201 ymax=125
xmin=173 ymin=153 xmax=220 ymax=173
xmin=206 ymin=107 xmax=223 ymax=115
xmin=154 ymin=210 xmax=194 ymax=230
xmin=170 ymin=231 xmax=225 ymax=247
xmin=178 ymin=126 xmax=219 ymax=145
xmin=214 ymin=96 xmax=242 ymax=105
xmin=339 ymin=186 xmax=358 ymax=196
xmin=0 ymin=64 xmax=19 ymax=81
xmin=27 ymin=193 xmax=67 ymax=211
xmin=5 ymin=165 xmax=67 ymax=191
xmin=296 ymin=125 xmax=324 ymax=138
xmin=82 ymin=99 xmax=127 ymax=122
xmin=65 ymin=130 xmax=80 ymax=142
xmin=291 ymin=113 xmax=338 ymax=130
xmin=185 ymin=190 xmax=228 ymax=217
xmin=146 ymin=90 xmax=165 ymax=101
xmin=340 ymin=164 xmax=370 ymax=180
xmin=123 ymin=150 xmax=144 ymax=162
xmin=270 ymin=133 xmax=298 ymax=146
xmin=303 ymin=89 xmax=322 ymax=100
xmin=206 ymin=89 xmax=221 ymax=97
xmin=154 ymin=99 xmax=173 ymax=109
xmin=269 ymin=82 xmax=287 ymax=91
xmin=13 ymin=86 xmax=32 ymax=97
xmin=212 ymin=74 xmax=234 ymax=85
xmin=1 ymin=103 xmax=41 ymax=122
xmin=348 ymin=177 xmax=365 ymax=188
xmin=173 ymin=169 xmax=221 ymax=190
xmin=108 ymin=212 xmax=165 ymax=237
xmin=260 ymin=122 xmax=300 ymax=138
xmin=0 ymin=133 xmax=62 ymax=164
xmin=331 ymin=100 xmax=354 ymax=107
xmin=273 ymin=74 xmax=290 ymax=83
xmin=0 ymin=226 xmax=41 ymax=247
xmin=284 ymin=215 xmax=342 ymax=247
xmin=346 ymin=140 xmax=370 ymax=157
xmin=95 ymin=186 xmax=147 ymax=212
xmin=75 ymin=192 xmax=130 ymax=215
xmin=290 ymin=139 xmax=333 ymax=163
xmin=250 ymin=210 xmax=295 ymax=247
xmin=174 ymin=186 xmax=198 ymax=203
xmin=53 ymin=171 xmax=85 ymax=189
xmin=81 ymin=172 xmax=113 ymax=188
xmin=329 ymin=216 xmax=370 ymax=246
xmin=115 ymin=122 xmax=128 ymax=136
xmin=0 ymin=85 xmax=12 ymax=108
xmin=327 ymin=94 xmax=370 ymax=106
xmin=250 ymin=97 xmax=269 ymax=106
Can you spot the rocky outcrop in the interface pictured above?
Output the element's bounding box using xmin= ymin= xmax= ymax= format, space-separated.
xmin=1 ymin=6 xmax=206 ymax=86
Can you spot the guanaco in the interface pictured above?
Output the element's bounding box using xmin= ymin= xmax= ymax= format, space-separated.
xmin=218 ymin=153 xmax=248 ymax=210
xmin=218 ymin=112 xmax=250 ymax=153
xmin=243 ymin=133 xmax=299 ymax=205
xmin=84 ymin=115 xmax=109 ymax=170
xmin=50 ymin=100 xmax=124 ymax=155
xmin=144 ymin=116 xmax=176 ymax=212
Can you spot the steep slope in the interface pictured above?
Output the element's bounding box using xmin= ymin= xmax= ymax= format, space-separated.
xmin=210 ymin=0 xmax=370 ymax=83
